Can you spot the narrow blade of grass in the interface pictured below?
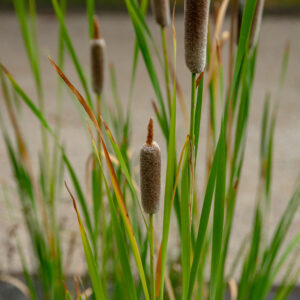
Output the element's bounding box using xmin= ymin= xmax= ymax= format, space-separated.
xmin=157 ymin=12 xmax=178 ymax=298
xmin=52 ymin=0 xmax=94 ymax=109
xmin=87 ymin=0 xmax=95 ymax=39
xmin=65 ymin=183 xmax=106 ymax=300
xmin=125 ymin=0 xmax=169 ymax=139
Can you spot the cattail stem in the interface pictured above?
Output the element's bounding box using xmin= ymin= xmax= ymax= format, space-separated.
xmin=189 ymin=73 xmax=196 ymax=147
xmin=189 ymin=73 xmax=197 ymax=177
xmin=149 ymin=214 xmax=155 ymax=300
xmin=186 ymin=75 xmax=205 ymax=300
xmin=180 ymin=73 xmax=197 ymax=299
xmin=188 ymin=72 xmax=196 ymax=243
xmin=161 ymin=27 xmax=172 ymax=115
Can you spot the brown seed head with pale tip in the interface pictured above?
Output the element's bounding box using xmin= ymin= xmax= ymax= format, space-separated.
xmin=184 ymin=0 xmax=210 ymax=74
xmin=152 ymin=0 xmax=171 ymax=27
xmin=90 ymin=16 xmax=105 ymax=94
xmin=140 ymin=118 xmax=161 ymax=215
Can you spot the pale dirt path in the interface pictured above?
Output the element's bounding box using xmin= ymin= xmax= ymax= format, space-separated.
xmin=0 ymin=13 xmax=300 ymax=280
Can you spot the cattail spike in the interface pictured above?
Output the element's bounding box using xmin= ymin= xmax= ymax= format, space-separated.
xmin=90 ymin=17 xmax=105 ymax=94
xmin=140 ymin=120 xmax=161 ymax=215
xmin=146 ymin=118 xmax=154 ymax=146
xmin=184 ymin=0 xmax=210 ymax=74
xmin=152 ymin=0 xmax=171 ymax=28
xmin=93 ymin=16 xmax=101 ymax=39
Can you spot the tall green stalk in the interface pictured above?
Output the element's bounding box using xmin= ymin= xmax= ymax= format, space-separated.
xmin=149 ymin=214 xmax=155 ymax=300
xmin=161 ymin=27 xmax=172 ymax=115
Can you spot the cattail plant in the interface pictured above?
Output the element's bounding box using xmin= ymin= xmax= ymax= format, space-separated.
xmin=182 ymin=2 xmax=210 ymax=298
xmin=140 ymin=118 xmax=161 ymax=300
xmin=90 ymin=17 xmax=105 ymax=96
xmin=151 ymin=0 xmax=170 ymax=28
xmin=184 ymin=0 xmax=210 ymax=74
xmin=90 ymin=16 xmax=105 ymax=264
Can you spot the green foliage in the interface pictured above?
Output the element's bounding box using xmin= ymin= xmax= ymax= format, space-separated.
xmin=1 ymin=0 xmax=300 ymax=299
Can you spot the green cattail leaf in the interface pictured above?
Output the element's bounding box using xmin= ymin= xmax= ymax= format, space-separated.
xmin=52 ymin=0 xmax=94 ymax=110
xmin=13 ymin=0 xmax=42 ymax=98
xmin=187 ymin=134 xmax=221 ymax=300
xmin=128 ymin=0 xmax=148 ymax=100
xmin=88 ymin=126 xmax=150 ymax=300
xmin=1 ymin=65 xmax=94 ymax=243
xmin=157 ymin=12 xmax=179 ymax=296
xmin=229 ymin=0 xmax=258 ymax=105
xmin=210 ymin=126 xmax=226 ymax=300
xmin=102 ymin=120 xmax=147 ymax=225
xmin=66 ymin=184 xmax=106 ymax=300
xmin=125 ymin=0 xmax=169 ymax=139
xmin=87 ymin=0 xmax=95 ymax=39
xmin=92 ymin=143 xmax=138 ymax=300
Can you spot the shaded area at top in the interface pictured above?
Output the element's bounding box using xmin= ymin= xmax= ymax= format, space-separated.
xmin=0 ymin=0 xmax=300 ymax=14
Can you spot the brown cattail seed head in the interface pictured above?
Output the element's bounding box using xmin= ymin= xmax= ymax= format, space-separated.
xmin=184 ymin=0 xmax=210 ymax=74
xmin=151 ymin=0 xmax=171 ymax=28
xmin=90 ymin=17 xmax=105 ymax=94
xmin=140 ymin=119 xmax=161 ymax=214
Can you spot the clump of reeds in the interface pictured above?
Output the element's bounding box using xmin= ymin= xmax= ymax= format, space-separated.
xmin=140 ymin=118 xmax=161 ymax=215
xmin=152 ymin=0 xmax=171 ymax=28
xmin=90 ymin=17 xmax=105 ymax=95
xmin=184 ymin=0 xmax=210 ymax=74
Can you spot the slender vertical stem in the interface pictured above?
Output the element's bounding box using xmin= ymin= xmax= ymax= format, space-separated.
xmin=190 ymin=73 xmax=196 ymax=148
xmin=96 ymin=93 xmax=102 ymax=150
xmin=161 ymin=27 xmax=172 ymax=116
xmin=227 ymin=0 xmax=238 ymax=167
xmin=182 ymin=73 xmax=197 ymax=299
xmin=149 ymin=214 xmax=155 ymax=300
xmin=189 ymin=73 xmax=196 ymax=209
xmin=95 ymin=92 xmax=107 ymax=294
xmin=96 ymin=92 xmax=103 ymax=240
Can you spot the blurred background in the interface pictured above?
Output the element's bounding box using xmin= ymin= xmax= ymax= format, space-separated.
xmin=0 ymin=0 xmax=300 ymax=11
xmin=0 ymin=0 xmax=300 ymax=296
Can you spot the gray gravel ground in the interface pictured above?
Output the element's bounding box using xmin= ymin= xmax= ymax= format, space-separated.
xmin=0 ymin=12 xmax=300 ymax=290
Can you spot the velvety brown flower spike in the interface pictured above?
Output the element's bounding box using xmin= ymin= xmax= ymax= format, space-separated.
xmin=152 ymin=0 xmax=171 ymax=28
xmin=184 ymin=0 xmax=210 ymax=74
xmin=140 ymin=118 xmax=161 ymax=214
xmin=90 ymin=17 xmax=105 ymax=94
